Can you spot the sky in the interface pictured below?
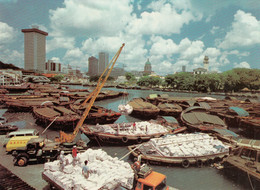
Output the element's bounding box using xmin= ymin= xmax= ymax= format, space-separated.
xmin=0 ymin=0 xmax=259 ymax=76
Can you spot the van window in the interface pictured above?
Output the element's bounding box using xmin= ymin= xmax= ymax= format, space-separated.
xmin=17 ymin=134 xmax=24 ymax=137
xmin=26 ymin=134 xmax=33 ymax=136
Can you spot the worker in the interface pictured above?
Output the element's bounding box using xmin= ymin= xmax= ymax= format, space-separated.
xmin=59 ymin=151 xmax=66 ymax=172
xmin=72 ymin=145 xmax=78 ymax=166
xmin=82 ymin=160 xmax=89 ymax=179
xmin=132 ymin=154 xmax=142 ymax=175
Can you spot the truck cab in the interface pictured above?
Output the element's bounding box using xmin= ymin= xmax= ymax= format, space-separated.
xmin=134 ymin=164 xmax=169 ymax=190
xmin=12 ymin=137 xmax=61 ymax=166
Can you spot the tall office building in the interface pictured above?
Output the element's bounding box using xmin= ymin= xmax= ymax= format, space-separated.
xmin=21 ymin=26 xmax=48 ymax=73
xmin=88 ymin=56 xmax=98 ymax=76
xmin=98 ymin=52 xmax=109 ymax=75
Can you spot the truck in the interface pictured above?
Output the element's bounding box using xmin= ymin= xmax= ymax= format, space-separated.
xmin=12 ymin=137 xmax=88 ymax=166
xmin=42 ymin=162 xmax=174 ymax=190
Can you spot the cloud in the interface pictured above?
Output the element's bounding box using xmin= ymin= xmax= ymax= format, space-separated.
xmin=0 ymin=21 xmax=16 ymax=44
xmin=49 ymin=0 xmax=133 ymax=38
xmin=126 ymin=0 xmax=202 ymax=35
xmin=0 ymin=49 xmax=23 ymax=68
xmin=47 ymin=37 xmax=75 ymax=53
xmin=210 ymin=26 xmax=220 ymax=34
xmin=149 ymin=36 xmax=178 ymax=55
xmin=219 ymin=10 xmax=260 ymax=49
xmin=234 ymin=61 xmax=251 ymax=68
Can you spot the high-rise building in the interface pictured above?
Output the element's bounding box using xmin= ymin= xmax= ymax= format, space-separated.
xmin=203 ymin=56 xmax=209 ymax=72
xmin=98 ymin=52 xmax=109 ymax=75
xmin=88 ymin=56 xmax=98 ymax=76
xmin=144 ymin=58 xmax=152 ymax=75
xmin=21 ymin=26 xmax=48 ymax=73
xmin=182 ymin=65 xmax=186 ymax=72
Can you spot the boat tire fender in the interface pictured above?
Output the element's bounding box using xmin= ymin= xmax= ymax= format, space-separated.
xmin=182 ymin=159 xmax=190 ymax=168
xmin=196 ymin=159 xmax=203 ymax=168
xmin=207 ymin=158 xmax=213 ymax=165
xmin=122 ymin=136 xmax=128 ymax=143
xmin=136 ymin=137 xmax=142 ymax=144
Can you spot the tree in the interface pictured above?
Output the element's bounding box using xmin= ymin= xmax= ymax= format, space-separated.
xmin=50 ymin=75 xmax=64 ymax=82
xmin=125 ymin=72 xmax=136 ymax=81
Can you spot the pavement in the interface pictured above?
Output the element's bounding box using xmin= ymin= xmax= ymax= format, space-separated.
xmin=0 ymin=135 xmax=49 ymax=190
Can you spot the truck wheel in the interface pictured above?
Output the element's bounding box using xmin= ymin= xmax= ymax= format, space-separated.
xmin=17 ymin=156 xmax=28 ymax=167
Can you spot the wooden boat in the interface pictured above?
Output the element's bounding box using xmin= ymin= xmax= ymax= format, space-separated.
xmin=3 ymin=83 xmax=32 ymax=93
xmin=32 ymin=106 xmax=80 ymax=130
xmin=128 ymin=98 xmax=160 ymax=119
xmin=180 ymin=106 xmax=227 ymax=131
xmin=157 ymin=102 xmax=182 ymax=117
xmin=154 ymin=116 xmax=187 ymax=134
xmin=128 ymin=133 xmax=230 ymax=168
xmin=80 ymin=121 xmax=173 ymax=145
xmin=222 ymin=143 xmax=260 ymax=187
xmin=0 ymin=123 xmax=18 ymax=135
xmin=70 ymin=102 xmax=121 ymax=125
xmin=5 ymin=97 xmax=57 ymax=112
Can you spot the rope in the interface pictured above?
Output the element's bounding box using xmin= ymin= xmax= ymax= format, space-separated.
xmin=42 ymin=116 xmax=59 ymax=134
xmin=247 ymin=171 xmax=254 ymax=190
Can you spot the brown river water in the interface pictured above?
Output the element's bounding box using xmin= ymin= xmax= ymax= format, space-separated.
xmin=0 ymin=86 xmax=257 ymax=190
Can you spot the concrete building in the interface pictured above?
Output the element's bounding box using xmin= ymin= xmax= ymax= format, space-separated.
xmin=193 ymin=56 xmax=210 ymax=75
xmin=21 ymin=26 xmax=48 ymax=73
xmin=98 ymin=52 xmax=109 ymax=75
xmin=88 ymin=56 xmax=98 ymax=76
xmin=45 ymin=60 xmax=61 ymax=73
xmin=203 ymin=56 xmax=209 ymax=71
xmin=143 ymin=58 xmax=152 ymax=75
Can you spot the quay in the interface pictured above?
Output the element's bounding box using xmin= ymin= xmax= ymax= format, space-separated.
xmin=0 ymin=163 xmax=35 ymax=190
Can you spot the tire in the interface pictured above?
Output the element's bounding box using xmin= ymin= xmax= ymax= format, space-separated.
xmin=136 ymin=137 xmax=142 ymax=144
xmin=122 ymin=137 xmax=128 ymax=143
xmin=214 ymin=157 xmax=222 ymax=163
xmin=16 ymin=156 xmax=28 ymax=167
xmin=207 ymin=159 xmax=213 ymax=166
xmin=196 ymin=160 xmax=203 ymax=168
xmin=182 ymin=160 xmax=190 ymax=168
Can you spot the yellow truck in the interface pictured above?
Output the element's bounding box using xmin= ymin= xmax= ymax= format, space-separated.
xmin=5 ymin=136 xmax=39 ymax=153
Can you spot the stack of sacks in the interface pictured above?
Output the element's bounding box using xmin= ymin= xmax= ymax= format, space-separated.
xmin=43 ymin=148 xmax=134 ymax=190
xmin=118 ymin=104 xmax=133 ymax=115
xmin=145 ymin=133 xmax=230 ymax=157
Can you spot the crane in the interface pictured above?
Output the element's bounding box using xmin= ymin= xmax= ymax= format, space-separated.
xmin=58 ymin=43 xmax=125 ymax=143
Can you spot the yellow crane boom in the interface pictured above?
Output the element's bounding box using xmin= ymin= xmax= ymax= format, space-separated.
xmin=59 ymin=43 xmax=125 ymax=143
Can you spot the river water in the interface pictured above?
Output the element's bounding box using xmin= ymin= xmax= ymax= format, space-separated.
xmin=0 ymin=86 xmax=254 ymax=190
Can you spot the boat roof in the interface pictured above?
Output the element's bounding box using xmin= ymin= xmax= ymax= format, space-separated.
xmin=236 ymin=139 xmax=260 ymax=149
xmin=194 ymin=102 xmax=211 ymax=110
xmin=161 ymin=116 xmax=178 ymax=124
xmin=229 ymin=107 xmax=249 ymax=117
xmin=182 ymin=109 xmax=226 ymax=126
xmin=212 ymin=128 xmax=239 ymax=138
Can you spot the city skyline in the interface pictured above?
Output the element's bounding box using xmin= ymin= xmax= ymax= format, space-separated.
xmin=0 ymin=0 xmax=259 ymax=76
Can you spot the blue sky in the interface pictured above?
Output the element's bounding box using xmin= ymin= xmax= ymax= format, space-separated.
xmin=0 ymin=0 xmax=259 ymax=75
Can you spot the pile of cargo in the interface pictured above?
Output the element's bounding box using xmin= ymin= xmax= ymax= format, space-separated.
xmin=118 ymin=104 xmax=133 ymax=115
xmin=149 ymin=133 xmax=230 ymax=157
xmin=43 ymin=148 xmax=134 ymax=190
xmin=97 ymin=121 xmax=169 ymax=135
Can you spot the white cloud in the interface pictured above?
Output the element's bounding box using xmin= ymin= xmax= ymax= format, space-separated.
xmin=47 ymin=37 xmax=75 ymax=53
xmin=179 ymin=38 xmax=204 ymax=59
xmin=0 ymin=22 xmax=16 ymax=44
xmin=210 ymin=26 xmax=220 ymax=34
xmin=49 ymin=0 xmax=133 ymax=37
xmin=234 ymin=61 xmax=251 ymax=68
xmin=219 ymin=10 xmax=260 ymax=49
xmin=0 ymin=49 xmax=23 ymax=68
xmin=149 ymin=36 xmax=178 ymax=55
xmin=126 ymin=1 xmax=201 ymax=35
